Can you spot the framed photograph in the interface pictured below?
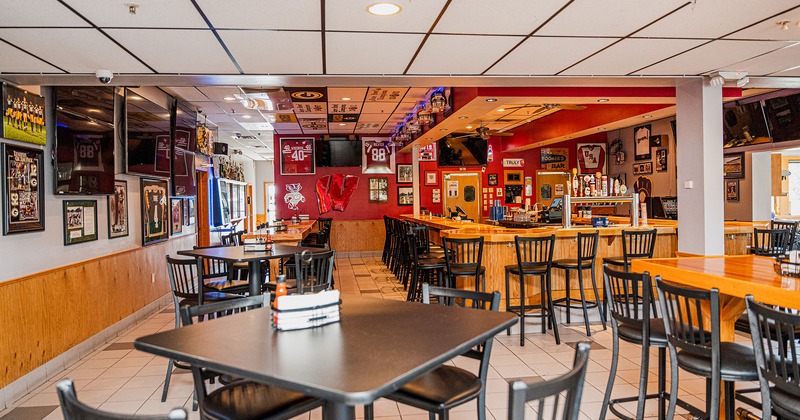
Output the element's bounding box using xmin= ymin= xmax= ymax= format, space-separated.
xmin=634 ymin=124 xmax=652 ymax=161
xmin=576 ymin=143 xmax=608 ymax=174
xmin=2 ymin=84 xmax=47 ymax=146
xmin=723 ymin=153 xmax=745 ymax=179
xmin=726 ymin=180 xmax=740 ymax=201
xmin=187 ymin=198 xmax=196 ymax=225
xmin=655 ymin=149 xmax=668 ymax=172
xmin=170 ymin=198 xmax=183 ymax=235
xmin=368 ymin=177 xmax=389 ymax=203
xmin=107 ymin=180 xmax=129 ymax=238
xmin=183 ymin=198 xmax=190 ymax=226
xmin=3 ymin=143 xmax=45 ymax=235
xmin=279 ymin=138 xmax=315 ymax=175
xmin=487 ymin=173 xmax=499 ymax=186
xmin=397 ymin=186 xmax=413 ymax=205
xmin=362 ymin=138 xmax=395 ymax=174
xmin=432 ymin=188 xmax=441 ymax=204
xmin=425 ymin=171 xmax=438 ymax=186
xmin=397 ymin=164 xmax=413 ymax=183
xmin=633 ymin=162 xmax=653 ymax=175
xmin=63 ymin=200 xmax=98 ymax=245
xmin=141 ymin=178 xmax=169 ymax=246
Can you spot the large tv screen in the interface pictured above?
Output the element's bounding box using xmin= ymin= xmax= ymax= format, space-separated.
xmin=172 ymin=148 xmax=196 ymax=196
xmin=723 ymin=101 xmax=771 ymax=148
xmin=172 ymin=99 xmax=197 ymax=196
xmin=766 ymin=93 xmax=800 ymax=143
xmin=174 ymin=100 xmax=197 ymax=153
xmin=125 ymin=90 xmax=172 ymax=177
xmin=53 ymin=86 xmax=116 ymax=195
xmin=438 ymin=135 xmax=488 ymax=166
xmin=316 ymin=140 xmax=362 ymax=167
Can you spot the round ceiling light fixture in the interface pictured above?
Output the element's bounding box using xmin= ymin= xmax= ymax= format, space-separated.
xmin=341 ymin=97 xmax=351 ymax=101
xmin=597 ymin=98 xmax=609 ymax=103
xmin=367 ymin=3 xmax=401 ymax=16
xmin=485 ymin=98 xmax=497 ymax=102
xmin=223 ymin=96 xmax=236 ymax=101
xmin=643 ymin=115 xmax=653 ymax=119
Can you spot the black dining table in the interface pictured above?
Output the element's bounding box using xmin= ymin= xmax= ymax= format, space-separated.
xmin=177 ymin=244 xmax=322 ymax=297
xmin=134 ymin=295 xmax=517 ymax=419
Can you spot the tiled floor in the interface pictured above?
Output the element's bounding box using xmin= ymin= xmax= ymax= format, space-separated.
xmin=0 ymin=252 xmax=762 ymax=420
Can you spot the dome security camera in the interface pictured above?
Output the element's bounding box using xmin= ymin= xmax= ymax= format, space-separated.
xmin=95 ymin=70 xmax=113 ymax=84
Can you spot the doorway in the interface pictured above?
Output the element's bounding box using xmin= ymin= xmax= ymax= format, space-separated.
xmin=264 ymin=182 xmax=277 ymax=224
xmin=442 ymin=172 xmax=481 ymax=221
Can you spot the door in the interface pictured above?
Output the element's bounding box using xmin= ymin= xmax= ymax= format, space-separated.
xmin=443 ymin=172 xmax=481 ymax=221
xmin=197 ymin=170 xmax=210 ymax=247
xmin=264 ymin=182 xmax=276 ymax=224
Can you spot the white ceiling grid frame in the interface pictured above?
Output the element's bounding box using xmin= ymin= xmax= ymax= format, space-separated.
xmin=63 ymin=0 xmax=208 ymax=28
xmin=486 ymin=37 xmax=615 ymax=75
xmin=164 ymin=87 xmax=210 ymax=102
xmin=194 ymin=0 xmax=321 ymax=30
xmin=407 ymin=34 xmax=524 ymax=74
xmin=325 ymin=0 xmax=447 ymax=32
xmin=326 ymin=32 xmax=425 ymax=75
xmin=432 ymin=0 xmax=572 ymax=35
xmin=726 ymin=7 xmax=800 ymax=41
xmin=0 ymin=0 xmax=89 ymax=27
xmin=0 ymin=42 xmax=62 ymax=73
xmin=562 ymin=38 xmax=708 ymax=76
xmin=724 ymin=43 xmax=800 ymax=76
xmin=637 ymin=39 xmax=796 ymax=75
xmin=196 ymin=86 xmax=242 ymax=102
xmin=535 ymin=0 xmax=689 ymax=37
xmin=217 ymin=30 xmax=323 ymax=74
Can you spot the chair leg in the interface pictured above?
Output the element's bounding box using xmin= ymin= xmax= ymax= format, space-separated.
xmin=589 ymin=264 xmax=607 ymax=330
xmin=665 ymin=345 xmax=679 ymax=420
xmin=477 ymin=387 xmax=486 ymax=420
xmin=546 ymin=273 xmax=560 ymax=344
xmin=480 ymin=272 xmax=486 ymax=293
xmin=520 ymin=274 xmax=526 ymax=347
xmin=658 ymin=347 xmax=667 ymax=420
xmin=564 ymin=269 xmax=571 ymax=324
xmin=505 ymin=270 xmax=512 ymax=336
xmin=724 ymin=381 xmax=735 ymax=420
xmin=364 ymin=403 xmax=374 ymax=420
xmin=539 ymin=276 xmax=546 ymax=334
xmin=161 ymin=359 xmax=173 ymax=402
xmin=709 ymin=375 xmax=720 ymax=420
xmin=576 ymin=268 xmax=591 ymax=336
xmin=635 ymin=341 xmax=650 ymax=420
xmin=600 ymin=322 xmax=619 ymax=420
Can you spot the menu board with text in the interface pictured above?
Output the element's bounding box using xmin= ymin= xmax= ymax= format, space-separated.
xmin=280 ymin=138 xmax=315 ymax=175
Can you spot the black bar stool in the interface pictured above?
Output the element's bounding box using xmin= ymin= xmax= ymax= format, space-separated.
xmin=406 ymin=232 xmax=446 ymax=301
xmin=442 ymin=236 xmax=486 ymax=292
xmin=552 ymin=230 xmax=605 ymax=336
xmin=751 ymin=227 xmax=791 ymax=257
xmin=602 ymin=228 xmax=657 ymax=272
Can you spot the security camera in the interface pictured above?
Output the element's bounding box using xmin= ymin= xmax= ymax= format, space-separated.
xmin=95 ymin=70 xmax=113 ymax=84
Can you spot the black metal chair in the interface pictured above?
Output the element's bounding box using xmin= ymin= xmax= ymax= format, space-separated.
xmin=746 ymin=296 xmax=800 ymax=420
xmin=382 ymin=215 xmax=393 ymax=264
xmin=365 ymin=284 xmax=501 ymax=420
xmin=193 ymin=245 xmax=251 ymax=295
xmin=57 ymin=379 xmax=187 ymax=420
xmin=405 ymin=232 xmax=446 ymax=302
xmin=772 ymin=219 xmax=799 ymax=251
xmin=602 ymin=228 xmax=657 ymax=272
xmin=552 ymin=230 xmax=605 ymax=336
xmin=505 ymin=234 xmax=558 ymax=345
xmin=752 ymin=227 xmax=791 ymax=257
xmin=180 ymin=294 xmax=325 ymax=420
xmin=409 ymin=224 xmax=445 ymax=259
xmin=656 ymin=279 xmax=760 ymax=420
xmin=508 ymin=342 xmax=591 ymax=420
xmin=442 ymin=236 xmax=486 ymax=292
xmin=292 ymin=249 xmax=335 ymax=294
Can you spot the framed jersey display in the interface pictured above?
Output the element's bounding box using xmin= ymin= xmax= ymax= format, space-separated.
xmin=141 ymin=178 xmax=169 ymax=246
xmin=362 ymin=138 xmax=395 ymax=174
xmin=280 ymin=138 xmax=315 ymax=175
xmin=108 ymin=180 xmax=129 ymax=239
xmin=576 ymin=143 xmax=607 ymax=175
xmin=2 ymin=84 xmax=47 ymax=146
xmin=3 ymin=143 xmax=45 ymax=235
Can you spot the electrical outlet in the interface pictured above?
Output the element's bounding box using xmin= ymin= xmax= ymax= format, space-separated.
xmin=151 ymin=273 xmax=155 ymax=283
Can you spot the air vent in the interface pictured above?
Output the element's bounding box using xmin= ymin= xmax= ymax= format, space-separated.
xmin=240 ymin=135 xmax=256 ymax=140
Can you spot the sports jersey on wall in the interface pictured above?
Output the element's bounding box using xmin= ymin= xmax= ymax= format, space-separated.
xmin=362 ymin=138 xmax=395 ymax=174
xmin=577 ymin=143 xmax=607 ymax=174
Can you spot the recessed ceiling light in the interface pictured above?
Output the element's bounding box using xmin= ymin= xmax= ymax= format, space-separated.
xmin=598 ymin=127 xmax=606 ymax=131
xmin=367 ymin=2 xmax=401 ymax=15
xmin=339 ymin=123 xmax=346 ymax=126
xmin=597 ymin=98 xmax=609 ymax=103
xmin=440 ymin=128 xmax=447 ymax=131
xmin=341 ymin=97 xmax=351 ymax=101
xmin=485 ymin=98 xmax=497 ymax=102
xmin=497 ymin=108 xmax=505 ymax=112
xmin=643 ymin=115 xmax=653 ymax=119
xmin=466 ymin=125 xmax=473 ymax=129
xmin=242 ymin=115 xmax=252 ymax=119
xmin=458 ymin=116 xmax=468 ymax=119
xmin=223 ymin=97 xmax=236 ymax=101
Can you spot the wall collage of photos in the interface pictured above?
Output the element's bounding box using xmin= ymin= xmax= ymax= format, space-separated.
xmin=1 ymin=83 xmax=204 ymax=247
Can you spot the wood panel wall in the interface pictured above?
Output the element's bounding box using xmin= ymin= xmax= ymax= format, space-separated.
xmin=0 ymin=235 xmax=196 ymax=388
xmin=330 ymin=220 xmax=385 ymax=252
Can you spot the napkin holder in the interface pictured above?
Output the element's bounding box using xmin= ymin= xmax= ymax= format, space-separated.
xmin=272 ymin=290 xmax=341 ymax=331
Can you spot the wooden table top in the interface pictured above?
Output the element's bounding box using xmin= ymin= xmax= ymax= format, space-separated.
xmin=632 ymin=255 xmax=800 ymax=308
xmin=242 ymin=220 xmax=317 ymax=243
xmin=178 ymin=244 xmax=321 ymax=262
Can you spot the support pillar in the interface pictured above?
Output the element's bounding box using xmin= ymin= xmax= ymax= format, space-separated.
xmin=412 ymin=145 xmax=420 ymax=217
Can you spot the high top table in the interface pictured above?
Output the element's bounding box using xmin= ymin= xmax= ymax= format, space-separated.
xmin=134 ymin=295 xmax=517 ymax=420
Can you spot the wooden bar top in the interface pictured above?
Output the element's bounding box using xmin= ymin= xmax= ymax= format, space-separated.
xmin=242 ymin=219 xmax=316 ymax=243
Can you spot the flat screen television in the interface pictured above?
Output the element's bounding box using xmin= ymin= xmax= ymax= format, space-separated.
xmin=765 ymin=93 xmax=800 ymax=143
xmin=316 ymin=140 xmax=362 ymax=167
xmin=722 ymin=101 xmax=771 ymax=148
xmin=172 ymin=99 xmax=197 ymax=196
xmin=174 ymin=100 xmax=197 ymax=152
xmin=125 ymin=89 xmax=172 ymax=177
xmin=172 ymin=148 xmax=196 ymax=197
xmin=438 ymin=135 xmax=488 ymax=166
xmin=53 ymin=86 xmax=116 ymax=195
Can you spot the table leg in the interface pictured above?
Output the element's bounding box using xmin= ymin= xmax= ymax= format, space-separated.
xmin=323 ymin=401 xmax=355 ymax=420
xmin=713 ymin=296 xmax=748 ymax=420
xmin=248 ymin=260 xmax=262 ymax=296
xmin=195 ymin=257 xmax=206 ymax=305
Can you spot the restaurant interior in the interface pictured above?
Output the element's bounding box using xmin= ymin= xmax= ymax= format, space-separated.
xmin=2 ymin=1 xmax=800 ymax=419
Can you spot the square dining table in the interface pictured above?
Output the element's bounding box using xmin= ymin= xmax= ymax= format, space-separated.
xmin=134 ymin=295 xmax=517 ymax=420
xmin=178 ymin=244 xmax=321 ymax=297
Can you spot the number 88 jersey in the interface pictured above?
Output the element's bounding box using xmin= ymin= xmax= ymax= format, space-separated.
xmin=363 ymin=140 xmax=393 ymax=173
xmin=73 ymin=135 xmax=104 ymax=171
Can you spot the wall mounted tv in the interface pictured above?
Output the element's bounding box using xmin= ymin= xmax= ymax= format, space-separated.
xmin=172 ymin=99 xmax=197 ymax=196
xmin=438 ymin=135 xmax=488 ymax=166
xmin=53 ymin=86 xmax=116 ymax=195
xmin=315 ymin=140 xmax=362 ymax=167
xmin=125 ymin=89 xmax=172 ymax=177
xmin=765 ymin=93 xmax=800 ymax=143
xmin=722 ymin=101 xmax=771 ymax=149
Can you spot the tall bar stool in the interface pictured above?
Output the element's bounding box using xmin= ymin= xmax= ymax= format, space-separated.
xmin=442 ymin=236 xmax=486 ymax=292
xmin=382 ymin=216 xmax=392 ymax=264
xmin=405 ymin=231 xmax=446 ymax=301
xmin=552 ymin=230 xmax=605 ymax=336
xmin=771 ymin=219 xmax=799 ymax=250
xmin=505 ymin=234 xmax=558 ymax=346
xmin=602 ymin=228 xmax=657 ymax=272
xmin=751 ymin=227 xmax=791 ymax=257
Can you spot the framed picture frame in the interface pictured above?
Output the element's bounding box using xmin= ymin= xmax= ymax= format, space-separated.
xmin=2 ymin=143 xmax=45 ymax=235
xmin=2 ymin=84 xmax=47 ymax=146
xmin=183 ymin=198 xmax=190 ymax=226
xmin=723 ymin=153 xmax=745 ymax=179
xmin=425 ymin=171 xmax=438 ymax=186
xmin=368 ymin=177 xmax=389 ymax=203
xmin=655 ymin=149 xmax=668 ymax=172
xmin=487 ymin=173 xmax=498 ymax=186
xmin=633 ymin=162 xmax=653 ymax=175
xmin=634 ymin=124 xmax=652 ymax=161
xmin=396 ymin=164 xmax=413 ymax=183
xmin=141 ymin=178 xmax=169 ymax=246
xmin=397 ymin=186 xmax=413 ymax=205
xmin=187 ymin=198 xmax=196 ymax=225
xmin=432 ymin=188 xmax=441 ymax=204
xmin=63 ymin=200 xmax=98 ymax=245
xmin=576 ymin=143 xmax=608 ymax=174
xmin=726 ymin=180 xmax=740 ymax=201
xmin=279 ymin=138 xmax=315 ymax=175
xmin=170 ymin=198 xmax=183 ymax=235
xmin=107 ymin=180 xmax=129 ymax=238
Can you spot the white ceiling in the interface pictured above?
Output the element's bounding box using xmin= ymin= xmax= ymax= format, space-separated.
xmin=2 ymin=0 xmax=800 ymax=160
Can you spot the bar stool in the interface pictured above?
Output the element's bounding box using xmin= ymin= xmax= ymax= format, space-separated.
xmin=442 ymin=236 xmax=485 ymax=292
xmin=771 ymin=219 xmax=799 ymax=250
xmin=504 ymin=234 xmax=558 ymax=346
xmin=751 ymin=227 xmax=791 ymax=257
xmin=602 ymin=228 xmax=657 ymax=272
xmin=406 ymin=232 xmax=446 ymax=301
xmin=552 ymin=230 xmax=605 ymax=336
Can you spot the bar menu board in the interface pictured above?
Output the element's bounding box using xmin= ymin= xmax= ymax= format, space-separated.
xmin=280 ymin=138 xmax=315 ymax=175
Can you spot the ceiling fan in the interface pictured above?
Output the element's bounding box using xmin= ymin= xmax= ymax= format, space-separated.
xmin=449 ymin=125 xmax=514 ymax=140
xmin=503 ymin=103 xmax=587 ymax=112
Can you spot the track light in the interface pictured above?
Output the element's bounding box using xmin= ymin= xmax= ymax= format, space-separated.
xmin=709 ymin=75 xmax=725 ymax=87
xmin=708 ymin=71 xmax=748 ymax=87
xmin=736 ymin=77 xmax=750 ymax=88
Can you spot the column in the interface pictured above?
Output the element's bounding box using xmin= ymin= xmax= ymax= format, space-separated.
xmin=676 ymin=78 xmax=725 ymax=255
xmin=412 ymin=145 xmax=420 ymax=217
xmin=750 ymin=152 xmax=772 ymax=221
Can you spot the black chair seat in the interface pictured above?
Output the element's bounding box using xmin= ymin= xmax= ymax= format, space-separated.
xmin=449 ymin=266 xmax=486 ymax=276
xmin=504 ymin=263 xmax=547 ymax=275
xmin=204 ymin=279 xmax=250 ymax=294
xmin=676 ymin=342 xmax=758 ymax=381
xmin=602 ymin=256 xmax=625 ymax=266
xmin=552 ymin=258 xmax=593 ymax=269
xmin=417 ymin=259 xmax=447 ymax=269
xmin=202 ymin=380 xmax=322 ymax=420
xmin=771 ymin=387 xmax=800 ymax=419
xmin=179 ymin=292 xmax=243 ymax=308
xmin=617 ymin=319 xmax=668 ymax=347
xmin=392 ymin=365 xmax=481 ymax=409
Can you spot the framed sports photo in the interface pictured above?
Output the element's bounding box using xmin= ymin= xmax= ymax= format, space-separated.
xmin=107 ymin=180 xmax=129 ymax=238
xmin=723 ymin=153 xmax=745 ymax=179
xmin=368 ymin=177 xmax=388 ymax=203
xmin=63 ymin=200 xmax=98 ymax=245
xmin=3 ymin=143 xmax=45 ymax=235
xmin=398 ymin=186 xmax=413 ymax=205
xmin=726 ymin=180 xmax=740 ymax=201
xmin=141 ymin=178 xmax=169 ymax=246
xmin=170 ymin=198 xmax=183 ymax=235
xmin=425 ymin=171 xmax=438 ymax=186
xmin=633 ymin=162 xmax=653 ymax=175
xmin=487 ymin=173 xmax=499 ymax=186
xmin=397 ymin=164 xmax=413 ymax=183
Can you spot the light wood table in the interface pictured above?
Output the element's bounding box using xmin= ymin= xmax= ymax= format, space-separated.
xmin=242 ymin=219 xmax=317 ymax=244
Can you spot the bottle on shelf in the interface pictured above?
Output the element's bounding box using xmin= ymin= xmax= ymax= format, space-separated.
xmin=572 ymin=168 xmax=579 ymax=198
xmin=601 ymin=175 xmax=609 ymax=197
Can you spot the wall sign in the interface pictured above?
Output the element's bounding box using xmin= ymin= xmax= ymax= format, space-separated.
xmin=362 ymin=138 xmax=395 ymax=174
xmin=502 ymin=158 xmax=524 ymax=167
xmin=540 ymin=148 xmax=569 ymax=170
xmin=280 ymin=138 xmax=315 ymax=175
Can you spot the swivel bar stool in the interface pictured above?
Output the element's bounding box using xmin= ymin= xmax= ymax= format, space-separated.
xmin=505 ymin=234 xmax=558 ymax=345
xmin=552 ymin=230 xmax=605 ymax=336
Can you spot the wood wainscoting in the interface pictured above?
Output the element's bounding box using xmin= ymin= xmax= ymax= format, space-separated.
xmin=329 ymin=220 xmax=385 ymax=252
xmin=0 ymin=234 xmax=196 ymax=389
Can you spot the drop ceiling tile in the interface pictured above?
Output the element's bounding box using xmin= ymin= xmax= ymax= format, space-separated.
xmin=365 ymin=87 xmax=410 ymax=102
xmin=0 ymin=42 xmax=63 ymax=73
xmin=536 ymin=0 xmax=687 ymax=37
xmin=238 ymin=122 xmax=274 ymax=132
xmin=218 ymin=30 xmax=322 ymax=74
xmin=215 ymin=122 xmax=245 ymax=130
xmin=721 ymin=43 xmax=800 ymax=76
xmin=326 ymin=32 xmax=424 ymax=75
xmin=562 ymin=38 xmax=707 ymax=76
xmin=273 ymin=122 xmax=301 ymax=130
xmin=293 ymin=102 xmax=327 ymax=114
xmin=329 ymin=123 xmax=356 ymax=133
xmin=0 ymin=28 xmax=151 ymax=73
xmin=205 ymin=113 xmax=234 ymax=124
xmin=328 ymin=102 xmax=362 ymax=114
xmin=487 ymin=37 xmax=616 ymax=75
xmin=407 ymin=34 xmax=524 ymax=75
xmin=105 ymin=29 xmax=237 ymax=73
xmin=361 ymin=102 xmax=399 ymax=114
xmin=434 ymin=0 xmax=570 ymax=35
xmin=772 ymin=67 xmax=800 ymax=77
xmin=232 ymin=114 xmax=265 ymax=123
xmin=190 ymin=101 xmax=225 ymax=114
xmin=640 ymin=0 xmax=800 ymax=39
xmin=0 ymin=0 xmax=89 ymax=27
xmin=395 ymin=102 xmax=419 ymax=112
xmin=327 ymin=87 xmax=366 ymax=103
xmin=326 ymin=0 xmax=447 ymax=32
xmin=196 ymin=87 xmax=241 ymax=102
xmin=194 ymin=0 xmax=320 ymax=30
xmin=65 ymin=0 xmax=207 ymax=28
xmin=727 ymin=8 xmax=800 ymax=40
xmin=163 ymin=87 xmax=209 ymax=102
xmin=637 ymin=39 xmax=794 ymax=75
xmin=358 ymin=114 xmax=391 ymax=123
